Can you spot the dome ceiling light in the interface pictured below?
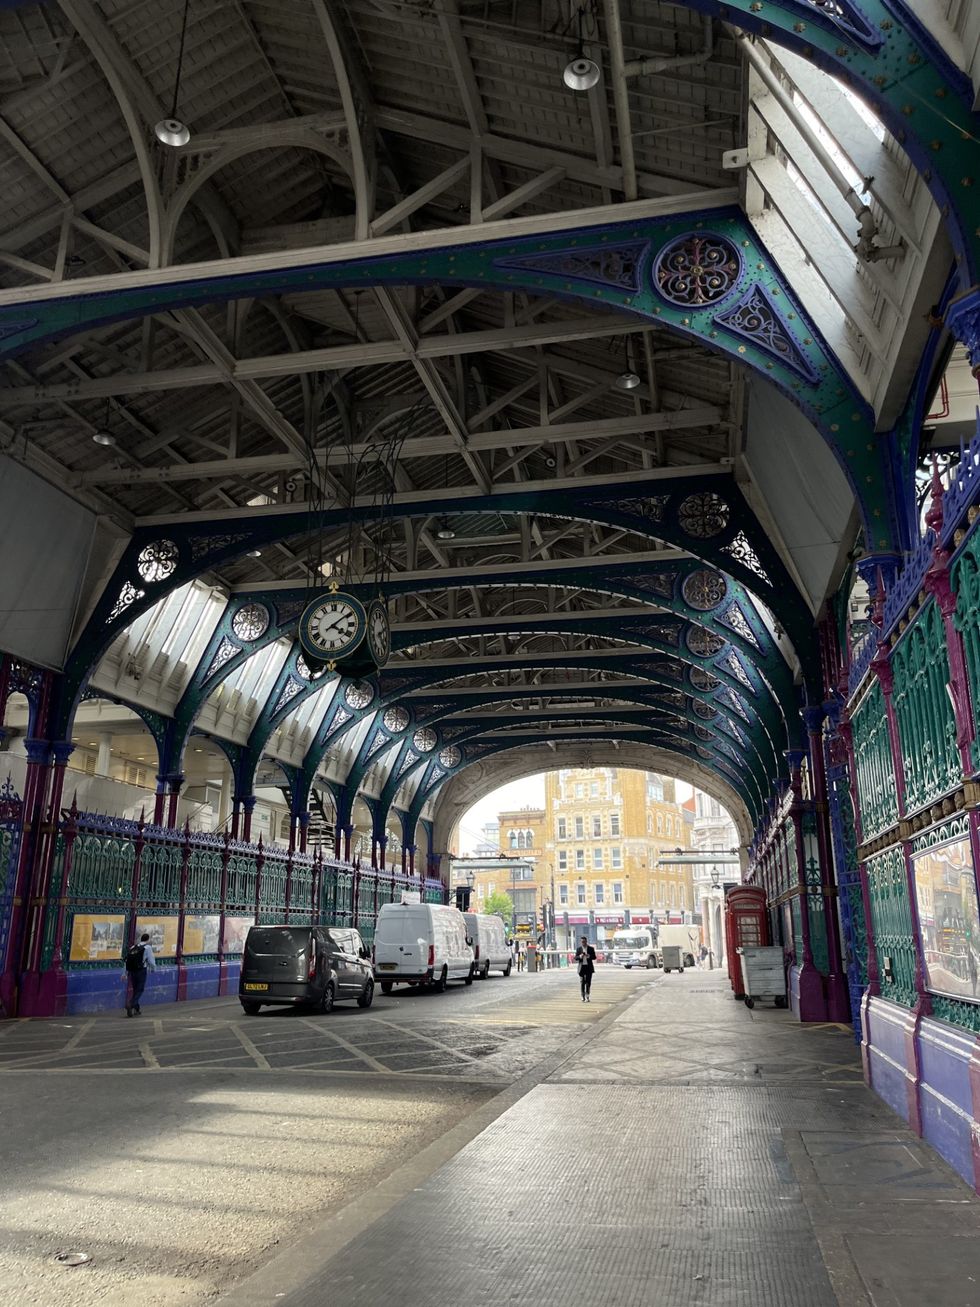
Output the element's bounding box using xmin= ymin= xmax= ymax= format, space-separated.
xmin=154 ymin=0 xmax=192 ymax=148
xmin=436 ymin=518 xmax=457 ymax=541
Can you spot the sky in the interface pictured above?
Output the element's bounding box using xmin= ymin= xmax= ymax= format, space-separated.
xmin=455 ymin=771 xmax=695 ymax=854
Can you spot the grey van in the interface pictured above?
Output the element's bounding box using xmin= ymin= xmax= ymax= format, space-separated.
xmin=239 ymin=924 xmax=374 ymax=1014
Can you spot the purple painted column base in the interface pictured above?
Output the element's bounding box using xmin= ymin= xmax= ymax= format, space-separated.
xmin=792 ymin=961 xmax=828 ymax=1021
xmin=16 ymin=966 xmax=67 ymax=1018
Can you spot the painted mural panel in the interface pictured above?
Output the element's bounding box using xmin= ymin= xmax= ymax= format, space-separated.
xmin=183 ymin=914 xmax=221 ymax=955
xmin=913 ymin=836 xmax=980 ymax=1003
xmin=222 ymin=916 xmax=254 ymax=954
xmin=136 ymin=915 xmax=179 ymax=958
xmin=69 ymin=913 xmax=125 ymax=962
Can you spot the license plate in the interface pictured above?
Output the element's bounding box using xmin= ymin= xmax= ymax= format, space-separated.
xmin=378 ymin=963 xmax=397 ymax=970
xmin=243 ymin=983 xmax=268 ymax=991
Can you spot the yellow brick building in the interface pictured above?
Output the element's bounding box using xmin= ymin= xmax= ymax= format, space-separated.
xmin=466 ymin=767 xmax=693 ymax=948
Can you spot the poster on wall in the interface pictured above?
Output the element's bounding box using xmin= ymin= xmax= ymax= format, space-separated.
xmin=135 ymin=915 xmax=178 ymax=958
xmin=69 ymin=914 xmax=125 ymax=962
xmin=222 ymin=916 xmax=254 ymax=954
xmin=913 ymin=835 xmax=980 ymax=1001
xmin=183 ymin=914 xmax=221 ymax=955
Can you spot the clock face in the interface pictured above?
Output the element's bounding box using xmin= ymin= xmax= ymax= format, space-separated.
xmin=413 ymin=726 xmax=437 ymax=753
xmin=383 ymin=705 xmax=410 ymax=733
xmin=299 ymin=594 xmax=363 ymax=658
xmin=367 ymin=600 xmax=390 ymax=666
xmin=345 ymin=681 xmax=374 ymax=710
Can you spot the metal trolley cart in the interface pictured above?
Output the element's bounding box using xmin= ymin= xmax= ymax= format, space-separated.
xmin=661 ymin=944 xmax=685 ymax=974
xmin=737 ymin=946 xmax=787 ymax=1009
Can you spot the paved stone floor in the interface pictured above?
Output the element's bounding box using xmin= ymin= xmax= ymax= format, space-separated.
xmin=0 ymin=967 xmax=648 ymax=1306
xmin=4 ymin=968 xmax=980 ymax=1307
xmin=237 ymin=971 xmax=980 ymax=1307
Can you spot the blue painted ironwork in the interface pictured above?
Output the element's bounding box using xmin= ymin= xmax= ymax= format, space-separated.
xmin=653 ymin=232 xmax=742 ymax=306
xmin=715 ymin=284 xmax=820 ymax=385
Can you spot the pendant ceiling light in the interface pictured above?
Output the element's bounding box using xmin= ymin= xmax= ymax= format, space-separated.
xmin=615 ymin=337 xmax=641 ymax=390
xmin=563 ymin=6 xmax=600 ymax=91
xmin=436 ymin=518 xmax=456 ymax=541
xmin=154 ymin=0 xmax=192 ymax=147
xmin=92 ymin=398 xmax=115 ymax=446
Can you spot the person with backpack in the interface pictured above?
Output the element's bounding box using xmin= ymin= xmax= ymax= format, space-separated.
xmin=124 ymin=932 xmax=156 ymax=1016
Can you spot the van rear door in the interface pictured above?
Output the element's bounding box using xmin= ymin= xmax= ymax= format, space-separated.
xmin=242 ymin=926 xmax=313 ymax=996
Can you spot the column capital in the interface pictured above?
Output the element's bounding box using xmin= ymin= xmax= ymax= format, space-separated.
xmin=946 ymin=284 xmax=980 ymax=377
xmin=51 ymin=740 xmax=74 ymax=765
xmin=802 ymin=704 xmax=826 ymax=736
xmin=23 ymin=737 xmax=50 ymax=764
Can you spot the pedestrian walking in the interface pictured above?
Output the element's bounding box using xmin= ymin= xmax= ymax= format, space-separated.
xmin=517 ymin=942 xmax=526 ymax=973
xmin=575 ymin=936 xmax=596 ymax=1002
xmin=124 ymin=931 xmax=156 ymax=1017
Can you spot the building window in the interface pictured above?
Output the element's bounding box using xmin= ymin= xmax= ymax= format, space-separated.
xmin=669 ymin=883 xmax=677 ymax=907
xmin=648 ymin=777 xmax=664 ymax=801
xmin=509 ymin=830 xmax=518 ymax=848
xmin=613 ymin=881 xmax=624 ymax=904
xmin=559 ymin=884 xmax=569 ymax=906
xmin=646 ymin=813 xmax=652 ymax=833
xmin=609 ymin=812 xmax=620 ymax=836
xmin=660 ymin=880 xmax=667 ymax=904
xmin=557 ymin=816 xmax=567 ymax=840
xmin=575 ymin=848 xmax=586 ymax=870
xmin=595 ymin=882 xmax=605 ymax=905
xmin=576 ymin=883 xmax=586 ymax=907
xmin=665 ymin=816 xmax=672 ymax=837
xmin=524 ymin=828 xmax=533 ymax=848
xmin=575 ymin=783 xmax=584 ymax=798
xmin=656 ymin=813 xmax=664 ymax=835
xmin=592 ymin=814 xmax=602 ymax=837
xmin=574 ymin=815 xmax=584 ymax=838
xmin=611 ymin=847 xmax=622 ymax=868
xmin=590 ymin=781 xmax=600 ymax=798
xmin=593 ymin=846 xmax=604 ymax=870
xmin=488 ymin=883 xmax=495 ymax=895
xmin=558 ymin=850 xmax=568 ymax=871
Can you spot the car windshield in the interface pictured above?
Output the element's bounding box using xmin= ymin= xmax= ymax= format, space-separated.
xmin=248 ymin=928 xmax=308 ymax=955
xmin=614 ymin=936 xmax=650 ymax=949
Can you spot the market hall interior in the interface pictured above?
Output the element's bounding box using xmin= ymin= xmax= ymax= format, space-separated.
xmin=2 ymin=1 xmax=980 ymax=1304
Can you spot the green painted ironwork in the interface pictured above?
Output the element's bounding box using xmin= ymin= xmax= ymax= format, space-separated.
xmin=139 ymin=841 xmax=182 ymax=904
xmin=187 ymin=845 xmax=223 ymax=905
xmin=70 ymin=832 xmax=134 ymax=900
xmin=891 ymin=601 xmax=960 ymax=813
xmin=951 ymin=532 xmax=980 ymax=771
xmin=930 ymin=995 xmax=980 ymax=1035
xmin=851 ymin=680 xmax=900 ymax=839
xmin=866 ymin=845 xmax=917 ymax=1009
xmin=790 ymin=896 xmax=803 ymax=967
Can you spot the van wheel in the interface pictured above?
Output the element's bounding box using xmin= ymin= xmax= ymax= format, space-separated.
xmin=464 ymin=966 xmax=474 ymax=986
xmin=480 ymin=963 xmax=490 ymax=980
xmin=503 ymin=961 xmax=512 ymax=977
xmin=241 ymin=1002 xmax=261 ymax=1016
xmin=320 ymin=982 xmax=335 ymax=1014
xmin=357 ymin=979 xmax=375 ymax=1009
xmin=380 ymin=981 xmax=393 ymax=994
xmin=433 ymin=967 xmax=448 ymax=993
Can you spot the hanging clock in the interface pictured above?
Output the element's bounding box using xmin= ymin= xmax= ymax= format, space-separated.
xmin=298 ymin=588 xmax=367 ymax=668
xmin=366 ymin=598 xmax=391 ymax=667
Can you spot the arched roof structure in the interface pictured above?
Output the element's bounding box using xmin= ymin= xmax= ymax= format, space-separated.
xmin=0 ymin=0 xmax=976 ymax=853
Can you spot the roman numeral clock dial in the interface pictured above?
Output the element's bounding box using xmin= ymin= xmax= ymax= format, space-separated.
xmin=298 ymin=590 xmax=367 ymax=671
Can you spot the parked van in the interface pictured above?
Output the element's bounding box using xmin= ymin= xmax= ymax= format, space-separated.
xmin=611 ymin=926 xmax=658 ymax=969
xmin=464 ymin=911 xmax=512 ymax=979
xmin=239 ymin=924 xmax=374 ymax=1014
xmin=373 ymin=901 xmax=475 ymax=992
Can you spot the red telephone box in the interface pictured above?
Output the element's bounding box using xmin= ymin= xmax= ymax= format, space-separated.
xmin=724 ymin=885 xmax=769 ymax=998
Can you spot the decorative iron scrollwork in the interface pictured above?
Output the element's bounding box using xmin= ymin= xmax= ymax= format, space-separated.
xmin=136 ymin=539 xmax=179 ymax=583
xmin=495 ymin=240 xmax=648 ymax=292
xmin=439 ymin=745 xmax=462 ymax=768
xmin=653 ymin=233 xmax=740 ymax=307
xmin=715 ymin=284 xmax=819 ymax=384
xmin=678 ymin=492 xmax=729 ymax=539
xmin=345 ymin=681 xmax=374 ymax=709
xmin=107 ymin=580 xmax=146 ymax=623
xmin=686 ymin=626 xmax=725 ymax=657
xmin=681 ymin=569 xmax=727 ymax=611
xmin=722 ymin=531 xmax=770 ymax=584
xmin=690 ymin=666 xmax=720 ymax=691
xmin=232 ymin=602 xmax=270 ymax=641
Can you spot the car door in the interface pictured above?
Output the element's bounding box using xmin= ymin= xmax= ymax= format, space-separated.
xmin=349 ymin=930 xmax=370 ymax=989
xmin=326 ymin=929 xmax=356 ymax=992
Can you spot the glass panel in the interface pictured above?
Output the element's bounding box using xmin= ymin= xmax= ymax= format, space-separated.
xmin=912 ymin=835 xmax=980 ymax=1003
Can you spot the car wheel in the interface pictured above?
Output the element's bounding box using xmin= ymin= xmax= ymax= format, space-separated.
xmin=320 ymin=982 xmax=335 ymax=1014
xmin=503 ymin=961 xmax=512 ymax=977
xmin=241 ymin=1002 xmax=261 ymax=1016
xmin=464 ymin=965 xmax=474 ymax=986
xmin=357 ymin=979 xmax=375 ymax=1009
xmin=433 ymin=967 xmax=448 ymax=993
xmin=479 ymin=964 xmax=490 ymax=980
xmin=380 ymin=980 xmax=393 ymax=994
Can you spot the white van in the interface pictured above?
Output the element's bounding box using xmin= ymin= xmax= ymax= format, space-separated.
xmin=464 ymin=912 xmax=513 ymax=979
xmin=373 ymin=901 xmax=475 ymax=993
xmin=612 ymin=927 xmax=658 ymax=969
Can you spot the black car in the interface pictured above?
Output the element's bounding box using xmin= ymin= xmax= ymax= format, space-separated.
xmin=239 ymin=924 xmax=374 ymax=1014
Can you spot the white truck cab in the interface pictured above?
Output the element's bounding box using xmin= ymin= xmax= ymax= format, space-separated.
xmin=612 ymin=927 xmax=658 ymax=969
